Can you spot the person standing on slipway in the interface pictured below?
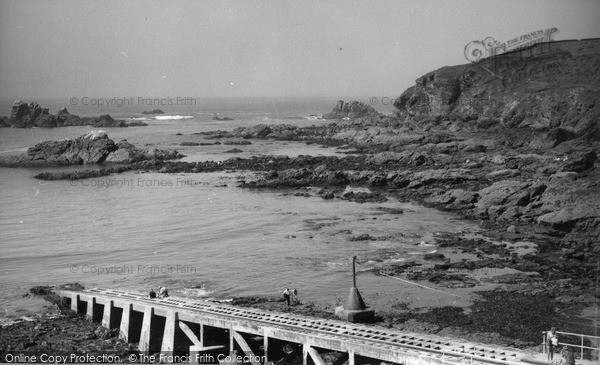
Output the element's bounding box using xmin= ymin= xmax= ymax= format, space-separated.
xmin=283 ymin=288 xmax=290 ymax=306
xmin=546 ymin=327 xmax=559 ymax=361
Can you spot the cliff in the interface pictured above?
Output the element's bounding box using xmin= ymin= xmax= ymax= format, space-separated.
xmin=393 ymin=39 xmax=600 ymax=142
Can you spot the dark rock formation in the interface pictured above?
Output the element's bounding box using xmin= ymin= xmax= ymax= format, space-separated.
xmin=424 ymin=189 xmax=479 ymax=210
xmin=10 ymin=101 xmax=49 ymax=127
xmin=141 ymin=109 xmax=164 ymax=115
xmin=56 ymin=107 xmax=82 ymax=126
xmin=213 ymin=114 xmax=234 ymax=121
xmin=1 ymin=287 xmax=132 ymax=360
xmin=105 ymin=139 xmax=185 ymax=163
xmin=222 ymin=138 xmax=252 ymax=145
xmin=1 ymin=101 xmax=147 ymax=128
xmin=322 ymin=100 xmax=380 ymax=120
xmin=474 ymin=180 xmax=546 ymax=221
xmin=232 ymin=124 xmax=272 ymax=138
xmin=561 ymin=149 xmax=597 ymax=173
xmin=0 ymin=116 xmax=10 ymax=127
xmin=225 ymin=148 xmax=244 ymax=153
xmin=77 ymin=114 xmax=146 ymax=128
xmin=393 ymin=39 xmax=600 ymax=141
xmin=0 ymin=130 xmax=117 ymax=166
xmin=0 ymin=132 xmax=183 ymax=167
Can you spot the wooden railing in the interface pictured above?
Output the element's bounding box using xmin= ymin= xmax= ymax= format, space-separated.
xmin=542 ymin=330 xmax=600 ymax=361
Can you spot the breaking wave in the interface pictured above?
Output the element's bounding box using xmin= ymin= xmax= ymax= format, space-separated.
xmin=125 ymin=117 xmax=151 ymax=121
xmin=154 ymin=115 xmax=194 ymax=120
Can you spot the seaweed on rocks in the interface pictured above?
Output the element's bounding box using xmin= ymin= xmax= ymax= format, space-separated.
xmin=1 ymin=285 xmax=134 ymax=362
xmin=413 ymin=289 xmax=595 ymax=345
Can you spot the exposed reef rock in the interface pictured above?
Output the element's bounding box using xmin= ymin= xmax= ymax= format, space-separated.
xmin=322 ymin=100 xmax=380 ymax=119
xmin=0 ymin=130 xmax=117 ymax=166
xmin=213 ymin=114 xmax=234 ymax=121
xmin=1 ymin=101 xmax=148 ymax=128
xmin=0 ymin=131 xmax=183 ymax=167
xmin=105 ymin=139 xmax=185 ymax=163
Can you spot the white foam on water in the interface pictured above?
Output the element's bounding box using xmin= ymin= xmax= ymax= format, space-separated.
xmin=179 ymin=287 xmax=215 ymax=298
xmin=154 ymin=115 xmax=194 ymax=120
xmin=125 ymin=117 xmax=151 ymax=121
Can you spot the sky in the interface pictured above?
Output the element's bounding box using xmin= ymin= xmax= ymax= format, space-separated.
xmin=0 ymin=0 xmax=599 ymax=100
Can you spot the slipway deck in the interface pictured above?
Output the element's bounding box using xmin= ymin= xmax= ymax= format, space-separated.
xmin=54 ymin=288 xmax=539 ymax=365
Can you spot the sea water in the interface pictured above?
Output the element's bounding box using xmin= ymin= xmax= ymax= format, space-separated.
xmin=0 ymin=97 xmax=476 ymax=324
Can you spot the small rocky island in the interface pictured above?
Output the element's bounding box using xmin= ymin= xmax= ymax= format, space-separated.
xmin=212 ymin=113 xmax=234 ymax=121
xmin=141 ymin=109 xmax=164 ymax=115
xmin=322 ymin=100 xmax=380 ymax=120
xmin=0 ymin=101 xmax=148 ymax=128
xmin=0 ymin=130 xmax=184 ymax=168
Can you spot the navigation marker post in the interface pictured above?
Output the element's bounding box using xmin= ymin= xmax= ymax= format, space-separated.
xmin=335 ymin=256 xmax=375 ymax=323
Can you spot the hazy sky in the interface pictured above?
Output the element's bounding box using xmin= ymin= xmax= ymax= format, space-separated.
xmin=0 ymin=0 xmax=598 ymax=99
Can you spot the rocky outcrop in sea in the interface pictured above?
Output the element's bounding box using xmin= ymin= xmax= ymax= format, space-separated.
xmin=141 ymin=109 xmax=164 ymax=115
xmin=0 ymin=130 xmax=183 ymax=167
xmin=1 ymin=101 xmax=148 ymax=128
xmin=322 ymin=100 xmax=380 ymax=119
xmin=106 ymin=139 xmax=185 ymax=163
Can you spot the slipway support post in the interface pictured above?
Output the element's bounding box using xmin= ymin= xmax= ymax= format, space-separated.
xmin=161 ymin=311 xmax=177 ymax=359
xmin=139 ymin=306 xmax=154 ymax=353
xmin=229 ymin=327 xmax=234 ymax=355
xmin=86 ymin=297 xmax=95 ymax=320
xmin=182 ymin=322 xmax=224 ymax=364
xmin=101 ymin=300 xmax=113 ymax=328
xmin=179 ymin=321 xmax=202 ymax=348
xmin=306 ymin=345 xmax=326 ymax=365
xmin=303 ymin=344 xmax=308 ymax=365
xmin=119 ymin=303 xmax=132 ymax=342
xmin=263 ymin=332 xmax=269 ymax=365
xmin=233 ymin=331 xmax=260 ymax=365
xmin=200 ymin=323 xmax=204 ymax=347
xmin=70 ymin=294 xmax=79 ymax=313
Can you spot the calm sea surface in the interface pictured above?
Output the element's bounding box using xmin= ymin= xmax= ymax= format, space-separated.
xmin=0 ymin=98 xmax=477 ymax=324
